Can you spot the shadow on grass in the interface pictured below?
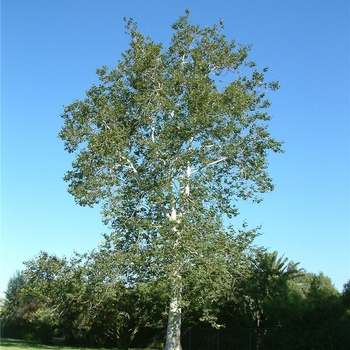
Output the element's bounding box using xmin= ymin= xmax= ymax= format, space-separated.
xmin=0 ymin=339 xmax=156 ymax=350
xmin=0 ymin=339 xmax=66 ymax=349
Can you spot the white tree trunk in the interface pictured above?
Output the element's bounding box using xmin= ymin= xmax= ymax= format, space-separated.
xmin=165 ymin=173 xmax=187 ymax=350
xmin=165 ymin=286 xmax=182 ymax=350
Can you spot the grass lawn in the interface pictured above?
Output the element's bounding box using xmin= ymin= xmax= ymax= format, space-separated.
xmin=0 ymin=339 xmax=156 ymax=350
xmin=0 ymin=339 xmax=86 ymax=350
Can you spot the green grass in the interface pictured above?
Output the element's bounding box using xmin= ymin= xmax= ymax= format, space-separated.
xmin=0 ymin=339 xmax=156 ymax=350
xmin=0 ymin=339 xmax=83 ymax=350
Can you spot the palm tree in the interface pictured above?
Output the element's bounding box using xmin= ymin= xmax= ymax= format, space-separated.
xmin=248 ymin=251 xmax=303 ymax=349
xmin=258 ymin=251 xmax=302 ymax=296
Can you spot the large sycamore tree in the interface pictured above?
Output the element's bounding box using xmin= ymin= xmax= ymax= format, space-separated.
xmin=59 ymin=11 xmax=283 ymax=350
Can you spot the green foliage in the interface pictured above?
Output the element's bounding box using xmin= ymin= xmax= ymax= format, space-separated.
xmin=222 ymin=251 xmax=303 ymax=328
xmin=2 ymin=252 xmax=349 ymax=349
xmin=1 ymin=251 xmax=167 ymax=349
xmin=58 ymin=12 xmax=283 ymax=347
xmin=0 ymin=270 xmax=53 ymax=341
xmin=341 ymin=279 xmax=350 ymax=308
xmin=214 ymin=267 xmax=349 ymax=350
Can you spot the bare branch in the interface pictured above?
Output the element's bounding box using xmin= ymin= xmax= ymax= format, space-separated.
xmin=191 ymin=157 xmax=228 ymax=175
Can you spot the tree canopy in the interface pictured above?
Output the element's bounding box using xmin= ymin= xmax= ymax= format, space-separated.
xmin=58 ymin=11 xmax=283 ymax=349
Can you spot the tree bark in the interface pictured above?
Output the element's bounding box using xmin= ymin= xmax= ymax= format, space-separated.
xmin=164 ymin=285 xmax=182 ymax=350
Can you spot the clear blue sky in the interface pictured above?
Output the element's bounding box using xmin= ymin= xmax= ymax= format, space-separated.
xmin=1 ymin=0 xmax=349 ymax=296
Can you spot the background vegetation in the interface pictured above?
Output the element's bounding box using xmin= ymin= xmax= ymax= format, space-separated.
xmin=1 ymin=249 xmax=349 ymax=349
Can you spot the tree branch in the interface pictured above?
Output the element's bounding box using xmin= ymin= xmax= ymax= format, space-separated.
xmin=191 ymin=157 xmax=228 ymax=175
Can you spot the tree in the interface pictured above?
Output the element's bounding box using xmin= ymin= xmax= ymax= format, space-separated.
xmin=294 ymin=272 xmax=347 ymax=350
xmin=341 ymin=279 xmax=350 ymax=308
xmin=0 ymin=269 xmax=56 ymax=341
xmin=73 ymin=248 xmax=168 ymax=349
xmin=2 ymin=271 xmax=25 ymax=312
xmin=21 ymin=252 xmax=83 ymax=343
xmin=0 ymin=271 xmax=29 ymax=339
xmin=252 ymin=252 xmax=302 ymax=348
xmin=4 ymin=250 xmax=165 ymax=348
xmin=59 ymin=10 xmax=283 ymax=349
xmin=221 ymin=251 xmax=302 ymax=349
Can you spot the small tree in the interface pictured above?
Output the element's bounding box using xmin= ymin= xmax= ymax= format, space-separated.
xmin=1 ymin=269 xmax=57 ymax=341
xmin=59 ymin=11 xmax=283 ymax=349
